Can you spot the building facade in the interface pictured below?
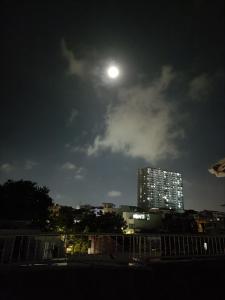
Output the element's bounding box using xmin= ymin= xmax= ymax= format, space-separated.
xmin=137 ymin=167 xmax=184 ymax=211
xmin=122 ymin=211 xmax=162 ymax=234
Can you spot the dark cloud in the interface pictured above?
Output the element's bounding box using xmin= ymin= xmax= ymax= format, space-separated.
xmin=0 ymin=163 xmax=15 ymax=173
xmin=24 ymin=160 xmax=38 ymax=170
xmin=61 ymin=39 xmax=86 ymax=77
xmin=189 ymin=73 xmax=212 ymax=101
xmin=66 ymin=108 xmax=79 ymax=127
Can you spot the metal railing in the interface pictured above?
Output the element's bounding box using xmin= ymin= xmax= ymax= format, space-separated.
xmin=0 ymin=233 xmax=225 ymax=265
xmin=0 ymin=234 xmax=65 ymax=265
xmin=84 ymin=234 xmax=225 ymax=259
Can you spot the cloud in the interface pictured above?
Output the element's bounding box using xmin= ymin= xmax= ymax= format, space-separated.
xmin=74 ymin=167 xmax=86 ymax=180
xmin=107 ymin=190 xmax=122 ymax=197
xmin=74 ymin=174 xmax=84 ymax=180
xmin=66 ymin=108 xmax=79 ymax=127
xmin=87 ymin=65 xmax=184 ymax=163
xmin=61 ymin=162 xmax=86 ymax=179
xmin=61 ymin=39 xmax=85 ymax=77
xmin=54 ymin=193 xmax=63 ymax=201
xmin=189 ymin=73 xmax=212 ymax=101
xmin=0 ymin=163 xmax=15 ymax=172
xmin=65 ymin=143 xmax=87 ymax=153
xmin=52 ymin=193 xmax=71 ymax=204
xmin=61 ymin=162 xmax=77 ymax=170
xmin=24 ymin=160 xmax=38 ymax=170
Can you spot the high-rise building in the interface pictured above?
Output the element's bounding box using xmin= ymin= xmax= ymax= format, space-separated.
xmin=137 ymin=167 xmax=184 ymax=211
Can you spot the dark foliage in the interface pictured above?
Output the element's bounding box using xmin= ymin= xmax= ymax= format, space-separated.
xmin=0 ymin=180 xmax=53 ymax=229
xmin=162 ymin=212 xmax=198 ymax=233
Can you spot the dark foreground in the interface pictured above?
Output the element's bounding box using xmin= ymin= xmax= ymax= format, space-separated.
xmin=0 ymin=259 xmax=224 ymax=300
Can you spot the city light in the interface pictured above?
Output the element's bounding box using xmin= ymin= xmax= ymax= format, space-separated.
xmin=133 ymin=213 xmax=145 ymax=219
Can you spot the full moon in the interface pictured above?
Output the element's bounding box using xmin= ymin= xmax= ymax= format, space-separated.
xmin=107 ymin=66 xmax=120 ymax=79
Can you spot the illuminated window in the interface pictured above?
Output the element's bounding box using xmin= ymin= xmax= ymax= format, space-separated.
xmin=133 ymin=213 xmax=145 ymax=219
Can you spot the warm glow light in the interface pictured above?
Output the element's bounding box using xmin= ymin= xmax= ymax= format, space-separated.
xmin=133 ymin=213 xmax=145 ymax=219
xmin=107 ymin=66 xmax=119 ymax=79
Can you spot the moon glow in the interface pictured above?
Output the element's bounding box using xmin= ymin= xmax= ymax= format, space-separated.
xmin=107 ymin=66 xmax=120 ymax=79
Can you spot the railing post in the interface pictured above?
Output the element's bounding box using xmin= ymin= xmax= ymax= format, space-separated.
xmin=218 ymin=237 xmax=222 ymax=255
xmin=132 ymin=235 xmax=135 ymax=257
xmin=177 ymin=235 xmax=181 ymax=256
xmin=163 ymin=235 xmax=166 ymax=257
xmin=144 ymin=236 xmax=146 ymax=258
xmin=182 ymin=236 xmax=185 ymax=256
xmin=149 ymin=237 xmax=152 ymax=257
xmin=187 ymin=236 xmax=190 ymax=257
xmin=214 ymin=237 xmax=218 ymax=255
xmin=139 ymin=236 xmax=142 ymax=257
xmin=173 ymin=235 xmax=176 ymax=256
xmin=115 ymin=235 xmax=118 ymax=254
xmin=26 ymin=236 xmax=31 ymax=261
xmin=168 ymin=235 xmax=172 ymax=256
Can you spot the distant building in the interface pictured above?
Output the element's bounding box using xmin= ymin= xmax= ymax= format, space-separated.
xmin=122 ymin=211 xmax=162 ymax=234
xmin=79 ymin=204 xmax=103 ymax=216
xmin=49 ymin=204 xmax=61 ymax=218
xmin=116 ymin=205 xmax=141 ymax=214
xmin=102 ymin=203 xmax=116 ymax=214
xmin=137 ymin=167 xmax=184 ymax=211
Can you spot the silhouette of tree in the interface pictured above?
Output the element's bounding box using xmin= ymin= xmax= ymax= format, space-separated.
xmin=73 ymin=211 xmax=126 ymax=233
xmin=0 ymin=179 xmax=53 ymax=229
xmin=74 ymin=211 xmax=98 ymax=233
xmin=96 ymin=212 xmax=126 ymax=233
xmin=162 ymin=212 xmax=198 ymax=233
xmin=50 ymin=205 xmax=76 ymax=233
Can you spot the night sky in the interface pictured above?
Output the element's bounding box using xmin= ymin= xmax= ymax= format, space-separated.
xmin=1 ymin=1 xmax=225 ymax=211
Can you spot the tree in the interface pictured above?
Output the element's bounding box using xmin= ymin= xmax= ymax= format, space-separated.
xmin=73 ymin=211 xmax=98 ymax=233
xmin=162 ymin=212 xmax=198 ymax=234
xmin=96 ymin=212 xmax=126 ymax=233
xmin=74 ymin=211 xmax=126 ymax=233
xmin=50 ymin=205 xmax=76 ymax=233
xmin=0 ymin=179 xmax=53 ymax=230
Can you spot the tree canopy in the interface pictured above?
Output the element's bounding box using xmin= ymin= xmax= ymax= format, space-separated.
xmin=75 ymin=211 xmax=126 ymax=234
xmin=0 ymin=179 xmax=53 ymax=229
xmin=162 ymin=212 xmax=198 ymax=234
xmin=0 ymin=179 xmax=126 ymax=233
xmin=50 ymin=206 xmax=126 ymax=234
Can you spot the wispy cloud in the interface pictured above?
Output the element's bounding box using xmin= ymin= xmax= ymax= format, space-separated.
xmin=107 ymin=190 xmax=122 ymax=197
xmin=61 ymin=162 xmax=86 ymax=180
xmin=189 ymin=73 xmax=212 ymax=101
xmin=61 ymin=162 xmax=77 ymax=170
xmin=0 ymin=163 xmax=15 ymax=173
xmin=61 ymin=39 xmax=85 ymax=77
xmin=74 ymin=167 xmax=86 ymax=180
xmin=65 ymin=143 xmax=87 ymax=153
xmin=66 ymin=108 xmax=79 ymax=127
xmin=74 ymin=174 xmax=83 ymax=180
xmin=87 ymin=65 xmax=184 ymax=163
xmin=24 ymin=160 xmax=38 ymax=170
